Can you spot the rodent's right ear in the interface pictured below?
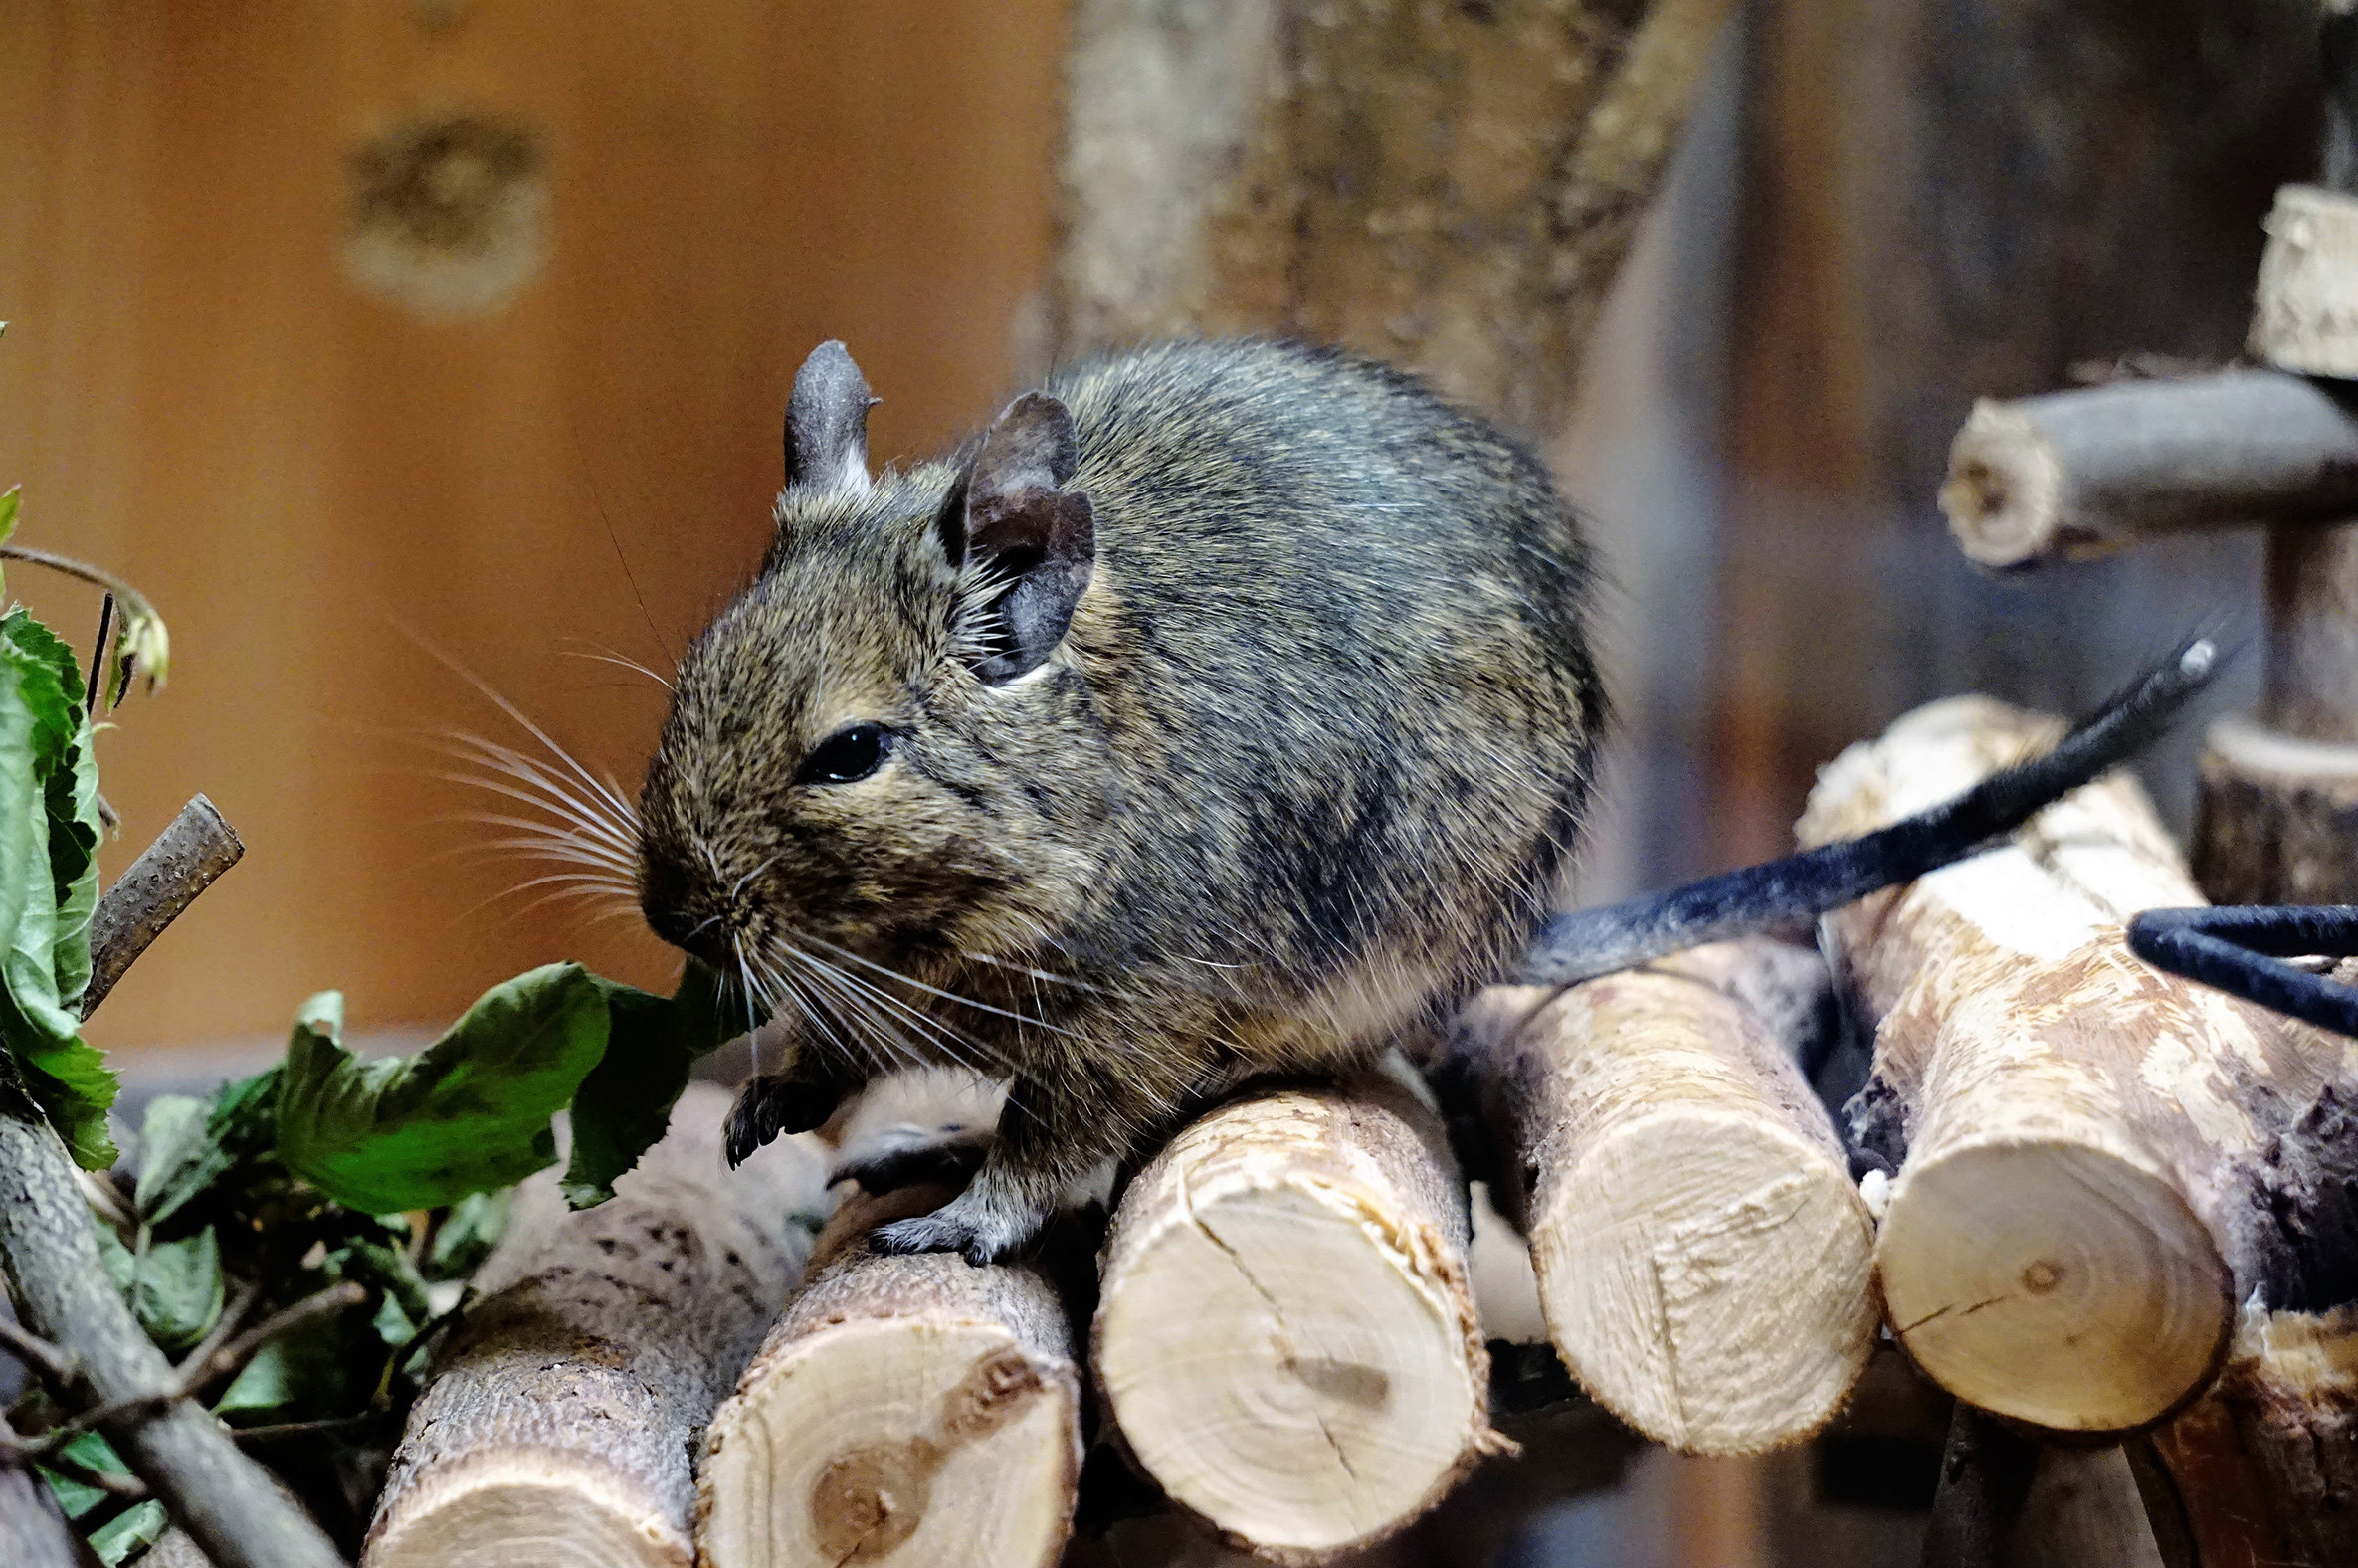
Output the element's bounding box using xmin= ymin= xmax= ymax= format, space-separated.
xmin=782 ymin=340 xmax=879 ymax=497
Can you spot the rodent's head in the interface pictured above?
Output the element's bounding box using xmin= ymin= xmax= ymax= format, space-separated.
xmin=636 ymin=342 xmax=1102 ymax=988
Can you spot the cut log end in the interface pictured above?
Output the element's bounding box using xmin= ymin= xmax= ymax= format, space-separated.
xmin=367 ymin=1452 xmax=688 ymax=1568
xmin=1531 ymin=1107 xmax=1875 ymax=1453
xmin=1094 ymin=1083 xmax=1491 ymax=1562
xmin=1941 ymin=399 xmax=2071 ymax=568
xmin=1879 ymin=1141 xmax=2232 ymax=1434
xmin=2251 ymin=183 xmax=2358 ymax=378
xmin=697 ymin=1185 xmax=1082 ymax=1568
xmin=699 ymin=1310 xmax=1077 ymax=1568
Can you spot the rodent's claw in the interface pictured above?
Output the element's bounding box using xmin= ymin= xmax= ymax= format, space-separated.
xmin=723 ymin=1073 xmax=847 ymax=1167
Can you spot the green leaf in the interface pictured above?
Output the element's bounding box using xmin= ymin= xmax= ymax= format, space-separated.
xmin=123 ymin=1226 xmax=225 ymax=1352
xmin=0 ymin=485 xmax=19 ymax=549
xmin=423 ymin=1187 xmax=511 ymax=1280
xmin=214 ymin=1308 xmax=355 ymax=1424
xmin=276 ymin=966 xmax=612 ymax=1213
xmin=134 ymin=1068 xmax=282 ymax=1227
xmin=0 ymin=608 xmax=112 ymax=1165
xmin=88 ymin=1500 xmax=169 ymax=1565
xmin=321 ymin=1235 xmax=432 ymax=1344
xmin=36 ymin=1430 xmax=130 ymax=1521
xmin=561 ymin=962 xmax=731 ymax=1209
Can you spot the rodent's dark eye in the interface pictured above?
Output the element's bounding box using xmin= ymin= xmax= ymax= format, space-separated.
xmin=796 ymin=722 xmax=893 ymax=786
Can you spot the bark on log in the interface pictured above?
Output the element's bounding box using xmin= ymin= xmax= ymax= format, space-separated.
xmin=2142 ymin=1303 xmax=2358 ymax=1568
xmin=1936 ymin=372 xmax=2358 ymax=570
xmin=2193 ymin=717 xmax=2358 ymax=904
xmin=362 ymin=1084 xmax=829 ymax=1568
xmin=1454 ymin=939 xmax=1875 ymax=1456
xmin=1921 ymin=1404 xmax=2164 ymax=1568
xmin=82 ymin=795 xmax=242 ymax=1019
xmin=1091 ymin=1075 xmax=1499 ymax=1564
xmin=1051 ymin=0 xmax=1733 ymax=435
xmin=1801 ymin=694 xmax=2358 ymax=1437
xmin=694 ymin=1183 xmax=1082 ymax=1568
xmin=0 ymin=1074 xmax=341 ymax=1568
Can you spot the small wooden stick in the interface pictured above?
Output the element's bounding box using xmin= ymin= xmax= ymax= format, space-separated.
xmin=1456 ymin=939 xmax=1876 ymax=1456
xmin=1092 ymin=1075 xmax=1499 ymax=1564
xmin=363 ymin=1084 xmax=828 ymax=1568
xmin=81 ymin=794 xmax=242 ymax=1018
xmin=695 ymin=1183 xmax=1083 ymax=1568
xmin=1939 ymin=370 xmax=2358 ymax=569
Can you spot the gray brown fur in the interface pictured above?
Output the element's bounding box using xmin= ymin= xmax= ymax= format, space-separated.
xmin=636 ymin=338 xmax=1604 ymax=1261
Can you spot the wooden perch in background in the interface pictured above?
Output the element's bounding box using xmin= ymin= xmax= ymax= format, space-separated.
xmin=363 ymin=1085 xmax=828 ymax=1568
xmin=695 ymin=1092 xmax=1082 ymax=1568
xmin=1092 ymin=1074 xmax=1497 ymax=1564
xmin=1803 ymin=694 xmax=2358 ymax=1444
xmin=1939 ymin=370 xmax=2358 ymax=569
xmin=1453 ymin=937 xmax=1876 ymax=1456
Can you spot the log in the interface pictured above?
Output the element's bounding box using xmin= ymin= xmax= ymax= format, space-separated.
xmin=1801 ymin=694 xmax=2358 ymax=1437
xmin=1050 ymin=0 xmax=1733 ymax=434
xmin=1091 ymin=1075 xmax=1500 ymax=1563
xmin=362 ymin=1084 xmax=828 ymax=1568
xmin=0 ymin=1070 xmax=341 ymax=1568
xmin=2251 ymin=183 xmax=2358 ymax=379
xmin=2142 ymin=1303 xmax=2358 ymax=1568
xmin=1453 ymin=938 xmax=1875 ymax=1456
xmin=1936 ymin=371 xmax=2358 ymax=570
xmin=694 ymin=1180 xmax=1082 ymax=1568
xmin=2192 ymin=716 xmax=2358 ymax=904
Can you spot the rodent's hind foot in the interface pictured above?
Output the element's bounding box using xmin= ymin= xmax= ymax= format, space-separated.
xmin=871 ymin=1188 xmax=1047 ymax=1268
xmin=723 ymin=1073 xmax=847 ymax=1167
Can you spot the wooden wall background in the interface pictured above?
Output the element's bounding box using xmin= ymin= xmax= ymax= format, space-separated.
xmin=0 ymin=1 xmax=1066 ymax=1055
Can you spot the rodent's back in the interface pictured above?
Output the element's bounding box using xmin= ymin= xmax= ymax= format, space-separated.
xmin=1042 ymin=340 xmax=1605 ymax=1044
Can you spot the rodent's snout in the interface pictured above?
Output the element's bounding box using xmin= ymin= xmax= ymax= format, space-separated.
xmin=636 ymin=854 xmax=731 ymax=968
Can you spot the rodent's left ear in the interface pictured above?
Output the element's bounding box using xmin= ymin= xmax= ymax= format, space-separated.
xmin=782 ymin=340 xmax=879 ymax=496
xmin=948 ymin=392 xmax=1095 ymax=684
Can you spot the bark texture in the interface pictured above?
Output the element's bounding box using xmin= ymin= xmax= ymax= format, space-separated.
xmin=695 ymin=1184 xmax=1082 ymax=1568
xmin=1456 ymin=939 xmax=1874 ymax=1455
xmin=1092 ymin=1075 xmax=1498 ymax=1564
xmin=82 ymin=795 xmax=242 ymax=1018
xmin=1937 ymin=372 xmax=2358 ymax=570
xmin=1051 ymin=0 xmax=1734 ymax=436
xmin=363 ymin=1085 xmax=829 ymax=1568
xmin=1801 ymin=695 xmax=2358 ymax=1436
xmin=2194 ymin=716 xmax=2358 ymax=904
xmin=0 ymin=1078 xmax=341 ymax=1568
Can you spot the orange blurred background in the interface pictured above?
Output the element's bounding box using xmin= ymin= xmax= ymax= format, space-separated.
xmin=1 ymin=2 xmax=1065 ymax=1053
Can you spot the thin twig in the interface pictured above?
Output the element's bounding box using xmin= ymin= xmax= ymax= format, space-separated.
xmin=81 ymin=795 xmax=243 ymax=1019
xmin=16 ymin=1281 xmax=364 ymax=1463
xmin=83 ymin=594 xmax=113 ymax=724
xmin=20 ymin=1448 xmax=150 ymax=1503
xmin=172 ymin=1277 xmax=261 ymax=1389
xmin=0 ymin=1313 xmax=81 ymax=1389
xmin=179 ymin=1281 xmax=364 ymax=1403
xmin=230 ymin=1414 xmax=382 ymax=1446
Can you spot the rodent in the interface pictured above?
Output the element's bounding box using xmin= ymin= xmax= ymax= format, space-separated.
xmin=633 ymin=337 xmax=2215 ymax=1264
xmin=635 ymin=337 xmax=1605 ymax=1262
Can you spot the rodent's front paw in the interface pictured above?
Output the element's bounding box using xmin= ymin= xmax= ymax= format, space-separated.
xmin=871 ymin=1192 xmax=1042 ymax=1267
xmin=724 ymin=1073 xmax=847 ymax=1166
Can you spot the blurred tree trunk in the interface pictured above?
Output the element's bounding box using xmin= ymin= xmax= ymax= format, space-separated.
xmin=1049 ymin=0 xmax=1736 ymax=441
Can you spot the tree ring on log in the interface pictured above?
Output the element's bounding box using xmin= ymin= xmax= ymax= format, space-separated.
xmin=1532 ymin=1103 xmax=1876 ymax=1453
xmin=366 ymin=1448 xmax=688 ymax=1568
xmin=699 ymin=1313 xmax=1075 ymax=1568
xmin=1878 ymin=1141 xmax=2232 ymax=1434
xmin=1942 ymin=401 xmax=2070 ymax=567
xmin=1093 ymin=1086 xmax=1491 ymax=1560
